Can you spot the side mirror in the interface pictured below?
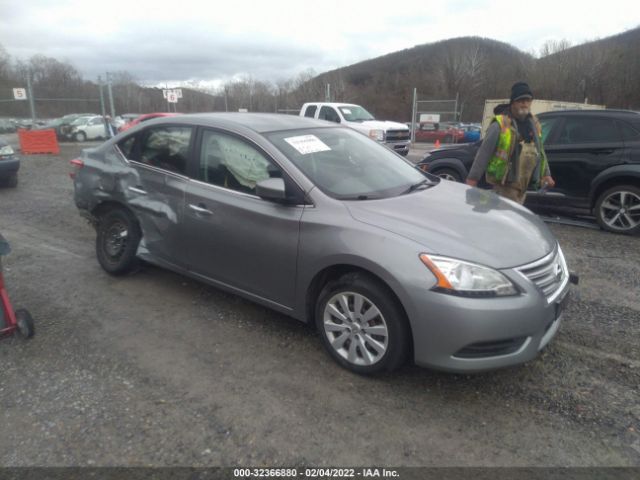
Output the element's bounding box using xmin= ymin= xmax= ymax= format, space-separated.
xmin=256 ymin=177 xmax=286 ymax=201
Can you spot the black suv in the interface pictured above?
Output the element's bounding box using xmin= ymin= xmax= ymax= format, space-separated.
xmin=417 ymin=109 xmax=640 ymax=234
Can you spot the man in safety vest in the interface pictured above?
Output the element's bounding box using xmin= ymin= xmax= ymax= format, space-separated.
xmin=466 ymin=81 xmax=555 ymax=204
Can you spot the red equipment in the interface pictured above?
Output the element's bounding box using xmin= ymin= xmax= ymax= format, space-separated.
xmin=0 ymin=234 xmax=34 ymax=339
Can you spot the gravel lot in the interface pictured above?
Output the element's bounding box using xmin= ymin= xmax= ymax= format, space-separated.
xmin=0 ymin=138 xmax=639 ymax=467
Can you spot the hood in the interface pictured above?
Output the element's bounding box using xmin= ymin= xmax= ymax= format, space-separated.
xmin=344 ymin=180 xmax=556 ymax=269
xmin=357 ymin=120 xmax=409 ymax=131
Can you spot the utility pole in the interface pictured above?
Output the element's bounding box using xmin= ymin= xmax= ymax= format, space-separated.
xmin=411 ymin=88 xmax=417 ymax=144
xmin=98 ymin=76 xmax=106 ymax=116
xmin=26 ymin=71 xmax=37 ymax=122
xmin=106 ymin=72 xmax=116 ymax=117
xmin=325 ymin=83 xmax=331 ymax=102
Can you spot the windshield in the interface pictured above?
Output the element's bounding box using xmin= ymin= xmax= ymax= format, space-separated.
xmin=338 ymin=106 xmax=375 ymax=122
xmin=266 ymin=127 xmax=429 ymax=200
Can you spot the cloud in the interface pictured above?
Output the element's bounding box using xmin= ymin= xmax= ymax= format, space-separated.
xmin=0 ymin=0 xmax=638 ymax=85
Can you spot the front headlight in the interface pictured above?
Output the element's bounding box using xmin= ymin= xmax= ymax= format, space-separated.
xmin=419 ymin=254 xmax=518 ymax=297
xmin=0 ymin=145 xmax=14 ymax=156
xmin=368 ymin=129 xmax=385 ymax=142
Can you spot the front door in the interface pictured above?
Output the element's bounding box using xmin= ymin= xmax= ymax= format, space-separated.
xmin=183 ymin=129 xmax=303 ymax=309
xmin=542 ymin=115 xmax=625 ymax=208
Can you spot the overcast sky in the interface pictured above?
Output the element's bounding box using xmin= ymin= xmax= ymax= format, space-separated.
xmin=1 ymin=0 xmax=638 ymax=88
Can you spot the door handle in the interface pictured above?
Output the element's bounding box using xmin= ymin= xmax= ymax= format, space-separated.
xmin=128 ymin=186 xmax=147 ymax=195
xmin=188 ymin=204 xmax=213 ymax=215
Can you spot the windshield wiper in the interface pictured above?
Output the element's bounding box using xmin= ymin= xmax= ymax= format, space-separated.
xmin=404 ymin=179 xmax=435 ymax=194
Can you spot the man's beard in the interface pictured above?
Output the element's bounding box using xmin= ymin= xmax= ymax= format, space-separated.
xmin=514 ymin=107 xmax=529 ymax=120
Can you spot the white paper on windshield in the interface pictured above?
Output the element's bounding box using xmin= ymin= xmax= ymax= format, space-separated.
xmin=284 ymin=135 xmax=331 ymax=155
xmin=342 ymin=108 xmax=352 ymax=114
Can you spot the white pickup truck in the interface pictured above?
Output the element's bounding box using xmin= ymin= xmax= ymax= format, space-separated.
xmin=300 ymin=102 xmax=411 ymax=156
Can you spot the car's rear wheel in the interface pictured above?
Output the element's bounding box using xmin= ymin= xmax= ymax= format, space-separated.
xmin=315 ymin=273 xmax=410 ymax=375
xmin=96 ymin=208 xmax=141 ymax=275
xmin=75 ymin=131 xmax=87 ymax=142
xmin=432 ymin=168 xmax=461 ymax=182
xmin=595 ymin=185 xmax=640 ymax=235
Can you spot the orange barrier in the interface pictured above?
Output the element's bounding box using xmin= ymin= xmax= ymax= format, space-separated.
xmin=17 ymin=128 xmax=60 ymax=155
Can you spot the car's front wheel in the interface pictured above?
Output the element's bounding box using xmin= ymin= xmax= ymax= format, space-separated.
xmin=432 ymin=167 xmax=462 ymax=182
xmin=75 ymin=131 xmax=87 ymax=142
xmin=315 ymin=273 xmax=410 ymax=374
xmin=96 ymin=208 xmax=142 ymax=275
xmin=595 ymin=185 xmax=640 ymax=235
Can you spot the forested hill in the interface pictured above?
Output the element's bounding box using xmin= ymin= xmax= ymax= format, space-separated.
xmin=303 ymin=27 xmax=640 ymax=122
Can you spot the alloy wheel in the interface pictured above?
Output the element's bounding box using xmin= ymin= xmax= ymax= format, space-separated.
xmin=599 ymin=189 xmax=640 ymax=232
xmin=322 ymin=292 xmax=389 ymax=366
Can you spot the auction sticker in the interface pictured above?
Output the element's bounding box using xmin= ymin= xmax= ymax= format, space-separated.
xmin=284 ymin=135 xmax=331 ymax=155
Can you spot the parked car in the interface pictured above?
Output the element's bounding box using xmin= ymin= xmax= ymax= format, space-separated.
xmin=67 ymin=115 xmax=113 ymax=142
xmin=0 ymin=137 xmax=19 ymax=187
xmin=71 ymin=113 xmax=574 ymax=374
xmin=417 ymin=109 xmax=640 ymax=234
xmin=460 ymin=124 xmax=481 ymax=142
xmin=0 ymin=119 xmax=17 ymax=134
xmin=118 ymin=112 xmax=178 ymax=133
xmin=415 ymin=122 xmax=465 ymax=143
xmin=44 ymin=113 xmax=98 ymax=140
xmin=113 ymin=113 xmax=140 ymax=130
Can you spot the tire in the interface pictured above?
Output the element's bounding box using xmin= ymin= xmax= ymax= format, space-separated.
xmin=75 ymin=131 xmax=87 ymax=142
xmin=432 ymin=167 xmax=462 ymax=183
xmin=594 ymin=185 xmax=640 ymax=235
xmin=315 ymin=272 xmax=410 ymax=375
xmin=96 ymin=208 xmax=142 ymax=275
xmin=15 ymin=309 xmax=35 ymax=338
xmin=444 ymin=135 xmax=453 ymax=144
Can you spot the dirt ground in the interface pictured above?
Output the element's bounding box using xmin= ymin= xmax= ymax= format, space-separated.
xmin=0 ymin=139 xmax=639 ymax=467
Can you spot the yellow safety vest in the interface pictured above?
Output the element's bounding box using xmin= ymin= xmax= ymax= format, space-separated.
xmin=486 ymin=114 xmax=547 ymax=186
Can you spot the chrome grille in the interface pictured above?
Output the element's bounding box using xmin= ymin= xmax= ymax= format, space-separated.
xmin=386 ymin=130 xmax=410 ymax=141
xmin=516 ymin=246 xmax=568 ymax=303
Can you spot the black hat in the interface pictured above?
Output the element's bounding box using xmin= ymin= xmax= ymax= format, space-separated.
xmin=510 ymin=81 xmax=533 ymax=103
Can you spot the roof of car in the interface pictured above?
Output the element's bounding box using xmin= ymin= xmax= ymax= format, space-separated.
xmin=539 ymin=109 xmax=640 ymax=118
xmin=163 ymin=113 xmax=336 ymax=133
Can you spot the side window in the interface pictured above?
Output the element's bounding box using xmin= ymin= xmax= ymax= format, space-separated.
xmin=117 ymin=135 xmax=137 ymax=159
xmin=90 ymin=117 xmax=103 ymax=125
xmin=304 ymin=105 xmax=317 ymax=118
xmin=538 ymin=117 xmax=559 ymax=144
xmin=319 ymin=106 xmax=340 ymax=123
xmin=137 ymin=126 xmax=193 ymax=175
xmin=197 ymin=130 xmax=278 ymax=194
xmin=556 ymin=117 xmax=621 ymax=144
xmin=618 ymin=120 xmax=640 ymax=142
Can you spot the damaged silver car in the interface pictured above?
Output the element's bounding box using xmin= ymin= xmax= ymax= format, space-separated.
xmin=71 ymin=113 xmax=574 ymax=374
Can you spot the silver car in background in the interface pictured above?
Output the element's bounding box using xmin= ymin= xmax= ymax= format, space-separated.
xmin=71 ymin=113 xmax=572 ymax=374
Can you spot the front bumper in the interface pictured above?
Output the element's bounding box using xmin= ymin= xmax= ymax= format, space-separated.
xmin=0 ymin=156 xmax=20 ymax=178
xmin=386 ymin=141 xmax=411 ymax=156
xmin=406 ymin=267 xmax=571 ymax=373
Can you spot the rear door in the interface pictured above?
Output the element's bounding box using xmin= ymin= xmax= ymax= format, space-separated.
xmin=541 ymin=115 xmax=625 ymax=207
xmin=182 ymin=128 xmax=304 ymax=309
xmin=118 ymin=125 xmax=194 ymax=268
